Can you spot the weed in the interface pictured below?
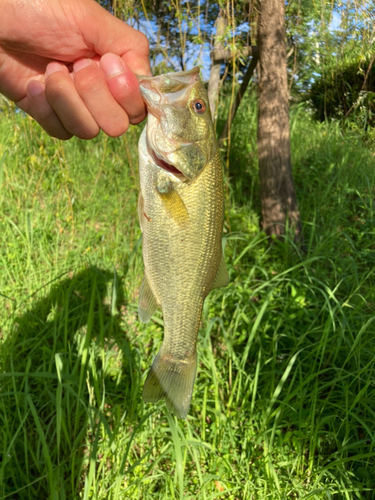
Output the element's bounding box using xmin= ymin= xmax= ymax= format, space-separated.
xmin=1 ymin=95 xmax=375 ymax=499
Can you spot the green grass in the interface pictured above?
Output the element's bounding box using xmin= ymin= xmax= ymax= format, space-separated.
xmin=1 ymin=94 xmax=375 ymax=499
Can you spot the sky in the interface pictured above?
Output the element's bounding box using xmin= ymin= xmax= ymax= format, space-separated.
xmin=330 ymin=11 xmax=342 ymax=31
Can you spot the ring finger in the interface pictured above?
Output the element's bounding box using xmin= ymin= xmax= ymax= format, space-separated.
xmin=45 ymin=62 xmax=100 ymax=140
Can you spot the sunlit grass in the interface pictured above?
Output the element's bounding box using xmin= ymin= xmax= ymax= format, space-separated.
xmin=1 ymin=97 xmax=375 ymax=499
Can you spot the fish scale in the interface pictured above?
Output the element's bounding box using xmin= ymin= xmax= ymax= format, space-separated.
xmin=137 ymin=68 xmax=229 ymax=418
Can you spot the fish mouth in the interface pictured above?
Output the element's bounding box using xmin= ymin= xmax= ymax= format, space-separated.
xmin=150 ymin=149 xmax=186 ymax=181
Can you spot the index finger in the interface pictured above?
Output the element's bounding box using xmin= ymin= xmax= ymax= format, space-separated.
xmin=100 ymin=53 xmax=147 ymax=124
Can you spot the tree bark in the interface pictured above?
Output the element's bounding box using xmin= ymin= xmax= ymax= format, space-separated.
xmin=208 ymin=12 xmax=227 ymax=121
xmin=257 ymin=0 xmax=302 ymax=240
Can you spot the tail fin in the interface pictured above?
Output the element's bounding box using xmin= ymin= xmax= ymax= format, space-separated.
xmin=143 ymin=349 xmax=197 ymax=419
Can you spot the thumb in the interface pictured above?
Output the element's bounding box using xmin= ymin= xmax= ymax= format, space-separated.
xmin=78 ymin=0 xmax=151 ymax=76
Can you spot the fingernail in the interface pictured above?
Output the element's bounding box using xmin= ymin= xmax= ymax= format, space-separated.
xmin=73 ymin=58 xmax=92 ymax=73
xmin=138 ymin=69 xmax=153 ymax=77
xmin=27 ymin=80 xmax=44 ymax=97
xmin=142 ymin=66 xmax=153 ymax=77
xmin=100 ymin=53 xmax=125 ymax=78
xmin=45 ymin=62 xmax=66 ymax=77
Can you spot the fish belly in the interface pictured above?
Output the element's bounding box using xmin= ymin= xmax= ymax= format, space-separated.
xmin=139 ymin=151 xmax=223 ymax=418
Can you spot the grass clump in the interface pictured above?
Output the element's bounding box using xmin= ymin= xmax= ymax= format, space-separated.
xmin=1 ymin=96 xmax=375 ymax=499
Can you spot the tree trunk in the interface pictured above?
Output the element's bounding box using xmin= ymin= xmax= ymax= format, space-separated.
xmin=257 ymin=0 xmax=302 ymax=240
xmin=208 ymin=12 xmax=227 ymax=121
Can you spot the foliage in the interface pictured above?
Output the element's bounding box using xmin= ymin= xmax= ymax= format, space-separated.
xmin=1 ymin=92 xmax=375 ymax=498
xmin=97 ymin=0 xmax=252 ymax=77
xmin=96 ymin=0 xmax=375 ymax=115
xmin=308 ymin=51 xmax=375 ymax=127
xmin=285 ymin=0 xmax=375 ymax=117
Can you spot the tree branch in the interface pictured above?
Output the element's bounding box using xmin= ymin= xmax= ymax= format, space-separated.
xmin=207 ymin=12 xmax=227 ymax=119
xmin=218 ymin=54 xmax=259 ymax=142
xmin=211 ymin=46 xmax=258 ymax=62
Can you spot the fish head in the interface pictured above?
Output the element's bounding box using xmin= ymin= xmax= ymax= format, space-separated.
xmin=138 ymin=67 xmax=217 ymax=183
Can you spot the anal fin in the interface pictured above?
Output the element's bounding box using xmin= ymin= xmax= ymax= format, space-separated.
xmin=138 ymin=275 xmax=158 ymax=323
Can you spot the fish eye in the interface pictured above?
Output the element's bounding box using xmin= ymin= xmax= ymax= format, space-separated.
xmin=191 ymin=99 xmax=206 ymax=114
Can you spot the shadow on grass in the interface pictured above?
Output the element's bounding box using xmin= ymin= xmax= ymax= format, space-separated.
xmin=0 ymin=266 xmax=142 ymax=499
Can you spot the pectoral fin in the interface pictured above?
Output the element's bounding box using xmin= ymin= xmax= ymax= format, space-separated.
xmin=211 ymin=253 xmax=229 ymax=290
xmin=158 ymin=189 xmax=190 ymax=228
xmin=138 ymin=275 xmax=158 ymax=323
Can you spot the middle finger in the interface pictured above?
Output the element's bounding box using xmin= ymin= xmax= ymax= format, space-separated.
xmin=73 ymin=59 xmax=130 ymax=137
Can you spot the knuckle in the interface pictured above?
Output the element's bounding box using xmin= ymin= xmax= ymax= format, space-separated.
xmin=102 ymin=117 xmax=129 ymax=138
xmin=53 ymin=129 xmax=73 ymax=141
xmin=38 ymin=106 xmax=57 ymax=123
xmin=115 ymin=80 xmax=138 ymax=103
xmin=72 ymin=124 xmax=100 ymax=140
xmin=45 ymin=73 xmax=69 ymax=101
xmin=79 ymin=132 xmax=99 ymax=140
xmin=29 ymin=104 xmax=72 ymax=140
xmin=38 ymin=115 xmax=73 ymax=140
xmin=75 ymin=70 xmax=102 ymax=95
xmin=136 ymin=32 xmax=150 ymax=55
xmin=130 ymin=112 xmax=147 ymax=125
xmin=60 ymin=111 xmax=100 ymax=139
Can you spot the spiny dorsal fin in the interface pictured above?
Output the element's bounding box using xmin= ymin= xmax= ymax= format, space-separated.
xmin=211 ymin=253 xmax=229 ymax=290
xmin=138 ymin=275 xmax=158 ymax=323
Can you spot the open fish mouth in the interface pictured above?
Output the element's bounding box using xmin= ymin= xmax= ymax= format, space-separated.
xmin=149 ymin=149 xmax=186 ymax=181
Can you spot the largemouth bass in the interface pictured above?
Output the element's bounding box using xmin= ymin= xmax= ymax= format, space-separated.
xmin=137 ymin=67 xmax=229 ymax=419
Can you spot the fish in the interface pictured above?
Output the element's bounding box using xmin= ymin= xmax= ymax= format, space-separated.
xmin=137 ymin=67 xmax=229 ymax=419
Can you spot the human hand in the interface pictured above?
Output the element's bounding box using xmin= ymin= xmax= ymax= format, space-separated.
xmin=0 ymin=0 xmax=150 ymax=140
